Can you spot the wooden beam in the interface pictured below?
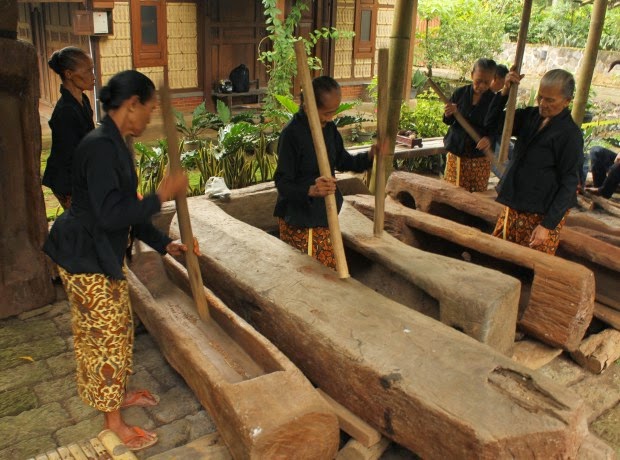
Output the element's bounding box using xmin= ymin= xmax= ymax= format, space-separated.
xmin=570 ymin=328 xmax=620 ymax=374
xmin=169 ymin=199 xmax=590 ymax=459
xmin=594 ymin=302 xmax=620 ymax=330
xmin=128 ymin=247 xmax=340 ymax=459
xmin=336 ymin=438 xmax=391 ymax=460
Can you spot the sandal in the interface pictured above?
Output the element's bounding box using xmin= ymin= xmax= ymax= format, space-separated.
xmin=122 ymin=426 xmax=158 ymax=451
xmin=121 ymin=389 xmax=160 ymax=408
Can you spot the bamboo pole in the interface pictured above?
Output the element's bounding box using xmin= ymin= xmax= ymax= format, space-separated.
xmin=374 ymin=49 xmax=389 ymax=237
xmin=571 ymin=0 xmax=608 ymax=126
xmin=402 ymin=0 xmax=419 ymax=101
xmin=381 ymin=0 xmax=418 ymax=186
xmin=497 ymin=0 xmax=533 ymax=167
xmin=427 ymin=77 xmax=496 ymax=164
xmin=293 ymin=41 xmax=349 ymax=279
xmin=159 ymin=84 xmax=211 ymax=319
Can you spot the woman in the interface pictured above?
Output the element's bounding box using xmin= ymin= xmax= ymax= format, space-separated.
xmin=442 ymin=58 xmax=497 ymax=192
xmin=42 ymin=47 xmax=96 ymax=209
xmin=273 ymin=76 xmax=374 ymax=269
xmin=44 ymin=70 xmax=191 ymax=451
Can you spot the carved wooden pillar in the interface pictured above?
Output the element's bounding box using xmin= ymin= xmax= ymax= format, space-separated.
xmin=0 ymin=0 xmax=56 ymax=317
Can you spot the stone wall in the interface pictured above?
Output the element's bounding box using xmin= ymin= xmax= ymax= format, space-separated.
xmin=498 ymin=43 xmax=620 ymax=87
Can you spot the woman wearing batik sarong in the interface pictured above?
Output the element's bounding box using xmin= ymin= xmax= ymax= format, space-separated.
xmin=486 ymin=69 xmax=583 ymax=255
xmin=273 ymin=76 xmax=375 ymax=269
xmin=44 ymin=70 xmax=191 ymax=451
xmin=442 ymin=58 xmax=497 ymax=192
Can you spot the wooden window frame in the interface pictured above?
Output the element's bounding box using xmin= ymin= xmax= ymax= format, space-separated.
xmin=353 ymin=0 xmax=377 ymax=60
xmin=130 ymin=0 xmax=167 ymax=68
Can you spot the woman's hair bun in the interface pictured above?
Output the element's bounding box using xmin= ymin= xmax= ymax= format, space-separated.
xmin=48 ymin=51 xmax=61 ymax=74
xmin=99 ymin=86 xmax=112 ymax=104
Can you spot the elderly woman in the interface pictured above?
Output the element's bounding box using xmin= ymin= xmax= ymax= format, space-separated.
xmin=44 ymin=70 xmax=191 ymax=451
xmin=273 ymin=76 xmax=374 ymax=269
xmin=43 ymin=47 xmax=96 ymax=209
xmin=486 ymin=69 xmax=583 ymax=255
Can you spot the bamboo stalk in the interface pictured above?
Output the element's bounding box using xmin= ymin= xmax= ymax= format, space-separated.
xmin=427 ymin=77 xmax=496 ymax=164
xmin=497 ymin=0 xmax=533 ymax=167
xmin=293 ymin=41 xmax=350 ymax=279
xmin=571 ymin=0 xmax=608 ymax=126
xmin=159 ymin=84 xmax=211 ymax=319
xmin=374 ymin=49 xmax=389 ymax=237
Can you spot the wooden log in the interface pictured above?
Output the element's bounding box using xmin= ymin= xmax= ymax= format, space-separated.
xmin=169 ymin=199 xmax=591 ymax=459
xmin=159 ymin=84 xmax=210 ymax=320
xmin=336 ymin=438 xmax=391 ymax=460
xmin=176 ymin=183 xmax=520 ymax=354
xmin=570 ymin=329 xmax=620 ymax=374
xmin=294 ymin=40 xmax=349 ymax=278
xmin=346 ymin=193 xmax=595 ymax=351
xmin=568 ymin=226 xmax=620 ymax=248
xmin=566 ymin=213 xmax=620 ymax=239
xmin=127 ymin=247 xmax=339 ymax=459
xmin=585 ymin=192 xmax=620 ymax=217
xmin=594 ymin=302 xmax=620 ymax=330
xmin=317 ymin=389 xmax=382 ymax=448
xmin=511 ymin=339 xmax=563 ymax=370
xmin=577 ymin=432 xmax=617 ymax=460
xmin=386 ymin=171 xmax=620 ymax=314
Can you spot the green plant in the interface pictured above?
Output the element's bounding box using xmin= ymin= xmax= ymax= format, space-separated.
xmin=259 ymin=0 xmax=353 ymax=120
xmin=273 ymin=94 xmax=367 ymax=129
xmin=134 ymin=140 xmax=169 ymax=196
xmin=411 ymin=69 xmax=428 ymax=91
xmin=174 ymin=100 xmax=256 ymax=143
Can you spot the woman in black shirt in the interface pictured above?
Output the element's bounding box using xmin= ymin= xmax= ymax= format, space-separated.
xmin=42 ymin=47 xmax=96 ymax=209
xmin=45 ymin=70 xmax=190 ymax=451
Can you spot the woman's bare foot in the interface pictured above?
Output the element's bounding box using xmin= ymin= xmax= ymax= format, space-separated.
xmin=104 ymin=409 xmax=158 ymax=451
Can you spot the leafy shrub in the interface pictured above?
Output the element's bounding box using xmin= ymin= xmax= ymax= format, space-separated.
xmin=134 ymin=140 xmax=168 ymax=196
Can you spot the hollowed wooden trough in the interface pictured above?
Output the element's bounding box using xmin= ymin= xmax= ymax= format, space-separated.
xmin=127 ymin=246 xmax=339 ymax=459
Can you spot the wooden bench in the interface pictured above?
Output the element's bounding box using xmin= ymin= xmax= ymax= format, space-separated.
xmin=211 ymin=79 xmax=267 ymax=110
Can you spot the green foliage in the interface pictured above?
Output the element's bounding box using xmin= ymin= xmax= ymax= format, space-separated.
xmin=417 ymin=0 xmax=504 ymax=78
xmin=272 ymin=94 xmax=367 ymax=128
xmin=134 ymin=140 xmax=169 ymax=196
xmin=174 ymin=101 xmax=256 ymax=142
xmin=411 ymin=69 xmax=428 ymax=91
xmin=259 ymin=0 xmax=353 ymax=120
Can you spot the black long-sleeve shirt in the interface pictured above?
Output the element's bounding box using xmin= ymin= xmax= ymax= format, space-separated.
xmin=485 ymin=94 xmax=583 ymax=229
xmin=42 ymin=85 xmax=95 ymax=195
xmin=44 ymin=116 xmax=170 ymax=279
xmin=273 ymin=110 xmax=372 ymax=227
xmin=442 ymin=84 xmax=495 ymax=158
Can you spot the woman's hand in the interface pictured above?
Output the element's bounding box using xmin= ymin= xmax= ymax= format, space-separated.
xmin=501 ymin=69 xmax=525 ymax=96
xmin=476 ymin=136 xmax=491 ymax=152
xmin=444 ymin=103 xmax=457 ymax=117
xmin=157 ymin=171 xmax=188 ymax=203
xmin=166 ymin=237 xmax=201 ymax=256
xmin=529 ymin=225 xmax=550 ymax=249
xmin=308 ymin=176 xmax=337 ymax=197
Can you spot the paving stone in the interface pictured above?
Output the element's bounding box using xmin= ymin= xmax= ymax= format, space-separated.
xmin=134 ymin=331 xmax=157 ymax=353
xmin=148 ymin=386 xmax=202 ymax=425
xmin=148 ymin=361 xmax=186 ymax=390
xmin=52 ymin=311 xmax=74 ymax=338
xmin=138 ymin=418 xmax=190 ymax=459
xmin=0 ymin=386 xmax=38 ymax=417
xmin=123 ymin=406 xmax=157 ymax=430
xmin=54 ymin=414 xmax=104 ymax=446
xmin=18 ymin=301 xmax=68 ymax=321
xmin=65 ymin=335 xmax=75 ymax=351
xmin=186 ymin=410 xmax=217 ymax=441
xmin=0 ymin=335 xmax=66 ymax=371
xmin=590 ymin=403 xmax=620 ymax=457
xmin=135 ymin=345 xmax=168 ymax=373
xmin=570 ymin=361 xmax=620 ymax=421
xmin=128 ymin=364 xmax=165 ymax=396
xmin=0 ymin=318 xmax=58 ymax=348
xmin=0 ymin=434 xmax=57 ymax=460
xmin=47 ymin=351 xmax=76 ymax=378
xmin=64 ymin=395 xmax=98 ymax=422
xmin=0 ymin=360 xmax=49 ymax=392
xmin=34 ymin=373 xmax=78 ymax=404
xmin=538 ymin=354 xmax=587 ymax=387
xmin=0 ymin=402 xmax=70 ymax=447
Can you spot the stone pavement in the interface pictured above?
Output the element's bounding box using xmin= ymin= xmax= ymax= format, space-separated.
xmin=0 ymin=287 xmax=217 ymax=460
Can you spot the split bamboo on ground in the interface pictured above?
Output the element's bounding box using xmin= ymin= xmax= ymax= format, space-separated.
xmin=293 ymin=40 xmax=349 ymax=278
xmin=159 ymin=84 xmax=210 ymax=319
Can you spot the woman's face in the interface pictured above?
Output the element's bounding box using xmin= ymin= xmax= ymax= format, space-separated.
xmin=317 ymin=89 xmax=341 ymax=127
xmin=470 ymin=68 xmax=495 ymax=95
xmin=128 ymin=95 xmax=157 ymax=137
xmin=536 ymin=84 xmax=570 ymax=118
xmin=66 ymin=57 xmax=95 ymax=92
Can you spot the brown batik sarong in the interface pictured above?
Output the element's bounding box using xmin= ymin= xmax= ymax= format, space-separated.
xmin=58 ymin=267 xmax=133 ymax=412
xmin=278 ymin=218 xmax=336 ymax=269
xmin=492 ymin=206 xmax=568 ymax=255
xmin=443 ymin=152 xmax=491 ymax=192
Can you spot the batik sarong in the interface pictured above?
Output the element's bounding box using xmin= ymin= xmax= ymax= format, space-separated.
xmin=443 ymin=152 xmax=491 ymax=192
xmin=278 ymin=218 xmax=336 ymax=269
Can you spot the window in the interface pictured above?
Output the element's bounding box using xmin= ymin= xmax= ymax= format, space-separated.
xmin=130 ymin=0 xmax=167 ymax=67
xmin=354 ymin=0 xmax=377 ymax=59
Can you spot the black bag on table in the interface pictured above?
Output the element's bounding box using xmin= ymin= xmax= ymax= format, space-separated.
xmin=229 ymin=64 xmax=250 ymax=93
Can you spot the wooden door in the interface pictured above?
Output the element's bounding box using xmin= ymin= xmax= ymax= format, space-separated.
xmin=204 ymin=0 xmax=268 ymax=108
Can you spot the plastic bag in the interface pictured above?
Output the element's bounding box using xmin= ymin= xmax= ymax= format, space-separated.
xmin=204 ymin=176 xmax=231 ymax=199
